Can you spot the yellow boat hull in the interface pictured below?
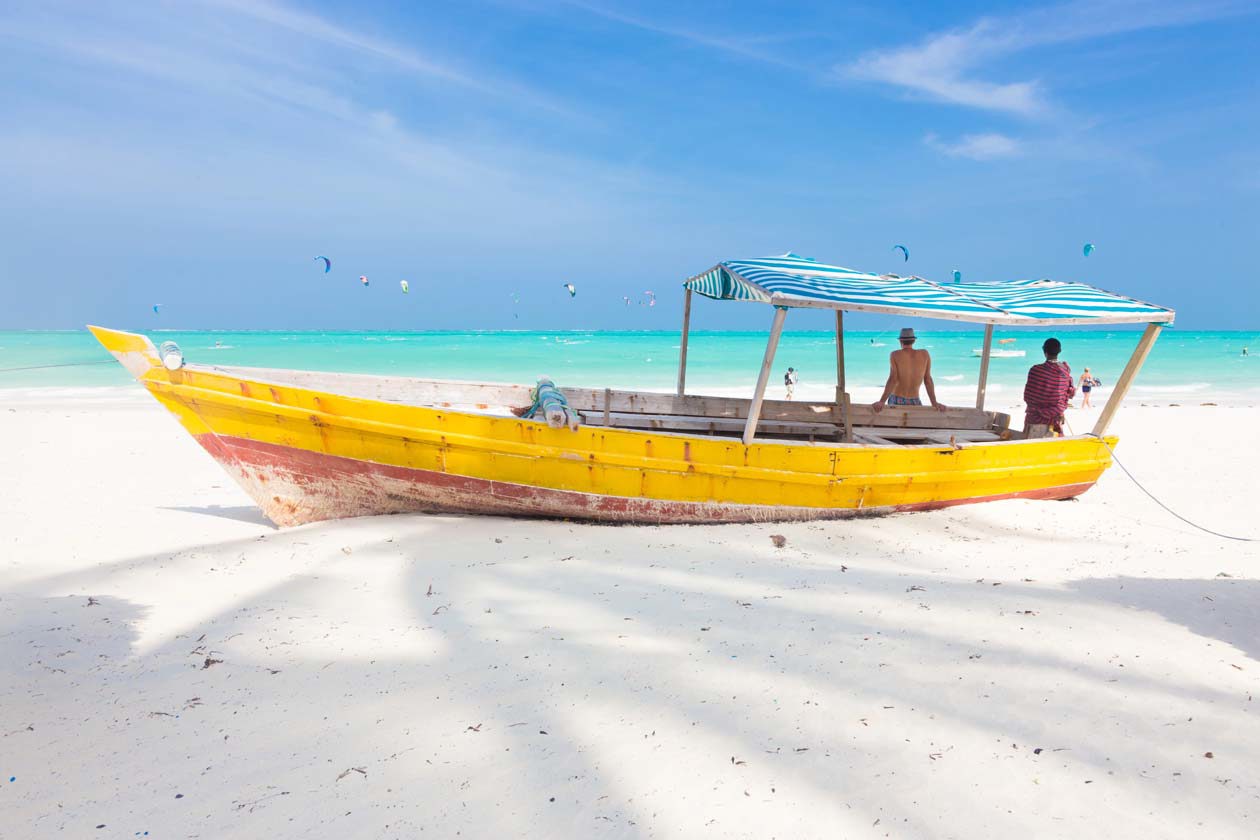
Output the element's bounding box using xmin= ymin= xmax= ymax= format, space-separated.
xmin=90 ymin=326 xmax=1114 ymax=527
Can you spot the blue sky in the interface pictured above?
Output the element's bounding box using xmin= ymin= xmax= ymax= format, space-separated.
xmin=1 ymin=0 xmax=1257 ymax=330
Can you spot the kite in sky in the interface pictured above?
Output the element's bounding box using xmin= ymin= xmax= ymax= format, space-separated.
xmin=359 ymin=275 xmax=370 ymax=287
xmin=644 ymin=290 xmax=656 ymax=307
xmin=892 ymin=244 xmax=909 ymax=262
xmin=1083 ymin=243 xmax=1095 ymax=257
xmin=314 ymin=256 xmax=331 ymax=273
xmin=152 ymin=304 xmax=162 ymax=314
xmin=563 ymin=283 xmax=576 ymax=297
xmin=399 ymin=280 xmax=409 ymax=294
xmin=952 ymin=269 xmax=962 ymax=283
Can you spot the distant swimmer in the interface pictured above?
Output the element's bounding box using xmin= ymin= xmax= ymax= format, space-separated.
xmin=1245 ymin=347 xmax=1250 ymax=356
xmin=872 ymin=328 xmax=945 ymax=413
xmin=1078 ymin=367 xmax=1100 ymax=408
xmin=783 ymin=367 xmax=798 ymax=400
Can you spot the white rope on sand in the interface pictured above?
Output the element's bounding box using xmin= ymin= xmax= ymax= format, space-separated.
xmin=1065 ymin=416 xmax=1257 ymax=542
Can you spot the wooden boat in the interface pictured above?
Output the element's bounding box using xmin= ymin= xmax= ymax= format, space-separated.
xmin=89 ymin=255 xmax=1174 ymax=527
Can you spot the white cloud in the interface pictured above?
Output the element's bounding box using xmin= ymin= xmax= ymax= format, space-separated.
xmin=849 ymin=22 xmax=1042 ymax=116
xmin=924 ymin=132 xmax=1022 ymax=160
xmin=845 ymin=0 xmax=1257 ymax=115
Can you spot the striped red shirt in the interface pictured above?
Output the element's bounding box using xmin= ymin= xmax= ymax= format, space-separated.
xmin=1024 ymin=361 xmax=1075 ymax=426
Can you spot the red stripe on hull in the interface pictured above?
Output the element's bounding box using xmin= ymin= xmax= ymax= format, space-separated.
xmin=195 ymin=434 xmax=1094 ymax=527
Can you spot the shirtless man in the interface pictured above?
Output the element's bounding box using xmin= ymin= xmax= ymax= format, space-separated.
xmin=871 ymin=328 xmax=946 ymax=413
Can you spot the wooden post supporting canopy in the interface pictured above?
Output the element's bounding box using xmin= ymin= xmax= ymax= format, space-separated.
xmin=742 ymin=306 xmax=789 ymax=446
xmin=975 ymin=323 xmax=994 ymax=410
xmin=1092 ymin=322 xmax=1162 ymax=437
xmin=835 ymin=310 xmax=852 ymax=442
xmin=677 ymin=288 xmax=693 ymax=396
xmin=834 ymin=310 xmax=846 ymax=402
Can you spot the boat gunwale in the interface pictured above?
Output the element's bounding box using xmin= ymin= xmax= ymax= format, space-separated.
xmin=183 ymin=363 xmax=1048 ymax=451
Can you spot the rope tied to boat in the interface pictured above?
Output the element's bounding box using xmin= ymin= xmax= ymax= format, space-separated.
xmin=1095 ymin=436 xmax=1255 ymax=541
xmin=1066 ymin=415 xmax=1256 ymax=542
xmin=524 ymin=377 xmax=581 ymax=431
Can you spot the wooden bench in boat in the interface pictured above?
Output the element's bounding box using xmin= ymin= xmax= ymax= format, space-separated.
xmin=579 ymin=413 xmax=1002 ymax=445
xmin=580 ymin=411 xmax=1001 ymax=445
xmin=211 ymin=366 xmax=1010 ymax=446
xmin=557 ymin=387 xmax=1009 ymax=430
xmin=578 ymin=410 xmax=840 ymax=439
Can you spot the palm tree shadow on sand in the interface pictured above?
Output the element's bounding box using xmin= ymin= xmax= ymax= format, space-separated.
xmin=1068 ymin=576 xmax=1260 ymax=661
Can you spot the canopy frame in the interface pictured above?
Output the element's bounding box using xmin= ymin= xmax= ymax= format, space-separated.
xmin=677 ymin=255 xmax=1174 ymax=444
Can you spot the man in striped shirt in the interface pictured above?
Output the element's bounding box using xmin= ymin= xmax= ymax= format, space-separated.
xmin=1023 ymin=337 xmax=1076 ymax=437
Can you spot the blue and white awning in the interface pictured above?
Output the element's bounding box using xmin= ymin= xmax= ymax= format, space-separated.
xmin=683 ymin=254 xmax=1175 ymax=326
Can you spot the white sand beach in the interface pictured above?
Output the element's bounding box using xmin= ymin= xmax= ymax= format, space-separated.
xmin=3 ymin=393 xmax=1258 ymax=838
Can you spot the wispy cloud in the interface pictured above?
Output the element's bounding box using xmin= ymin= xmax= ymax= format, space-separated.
xmin=564 ymin=0 xmax=802 ymax=69
xmin=845 ymin=0 xmax=1257 ymax=115
xmin=924 ymin=132 xmax=1021 ymax=161
xmin=200 ymin=0 xmax=563 ymax=109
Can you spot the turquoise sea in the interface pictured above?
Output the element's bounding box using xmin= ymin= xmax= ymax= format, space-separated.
xmin=1 ymin=329 xmax=1257 ymax=405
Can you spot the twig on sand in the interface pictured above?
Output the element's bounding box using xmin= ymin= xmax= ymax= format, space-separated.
xmin=234 ymin=789 xmax=291 ymax=811
xmin=336 ymin=767 xmax=367 ymax=781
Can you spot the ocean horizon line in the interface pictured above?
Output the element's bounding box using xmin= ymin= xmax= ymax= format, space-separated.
xmin=5 ymin=327 xmax=1257 ymax=336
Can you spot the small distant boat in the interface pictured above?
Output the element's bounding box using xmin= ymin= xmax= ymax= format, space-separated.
xmin=973 ymin=347 xmax=1026 ymax=358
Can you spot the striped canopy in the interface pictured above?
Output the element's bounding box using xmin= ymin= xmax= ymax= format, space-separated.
xmin=684 ymin=253 xmax=1175 ymax=326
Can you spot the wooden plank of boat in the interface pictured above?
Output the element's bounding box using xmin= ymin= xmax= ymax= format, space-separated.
xmin=851 ymin=427 xmax=1000 ymax=442
xmin=853 ymin=431 xmax=897 ymax=446
xmin=579 ymin=410 xmax=840 ymax=438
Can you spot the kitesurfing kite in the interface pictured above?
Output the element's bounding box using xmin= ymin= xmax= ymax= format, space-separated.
xmin=399 ymin=280 xmax=409 ymax=294
xmin=644 ymin=290 xmax=656 ymax=307
xmin=359 ymin=275 xmax=370 ymax=287
xmin=622 ymin=296 xmax=631 ymax=306
xmin=952 ymin=269 xmax=962 ymax=283
xmin=314 ymin=256 xmax=331 ymax=273
xmin=563 ymin=283 xmax=576 ymax=297
xmin=152 ymin=304 xmax=162 ymax=314
xmin=1083 ymin=243 xmax=1095 ymax=257
xmin=893 ymin=244 xmax=910 ymax=262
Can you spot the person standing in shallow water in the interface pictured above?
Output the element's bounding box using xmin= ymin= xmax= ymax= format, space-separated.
xmin=783 ymin=367 xmax=798 ymax=400
xmin=1023 ymin=337 xmax=1076 ymax=437
xmin=872 ymin=328 xmax=945 ymax=412
xmin=1078 ymin=367 xmax=1098 ymax=408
